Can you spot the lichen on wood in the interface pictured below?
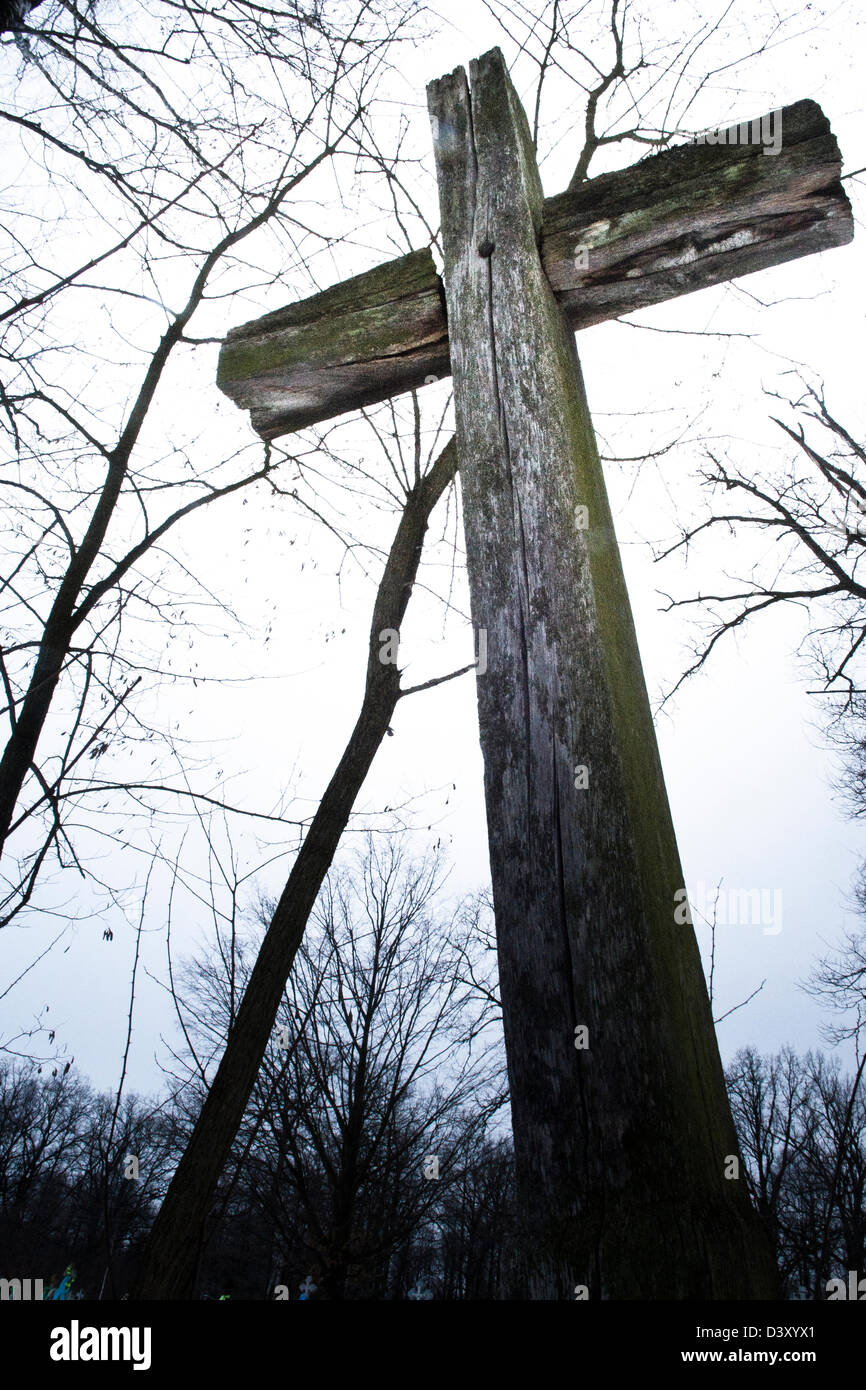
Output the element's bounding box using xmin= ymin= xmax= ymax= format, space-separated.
xmin=217 ymin=248 xmax=449 ymax=438
xmin=217 ymin=99 xmax=851 ymax=442
xmin=544 ymin=97 xmax=852 ymax=330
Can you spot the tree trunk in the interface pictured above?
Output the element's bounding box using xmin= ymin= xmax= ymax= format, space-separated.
xmin=131 ymin=439 xmax=457 ymax=1299
xmin=428 ymin=47 xmax=779 ymax=1300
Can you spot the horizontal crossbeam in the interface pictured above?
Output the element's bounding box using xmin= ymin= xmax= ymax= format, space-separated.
xmin=217 ymin=98 xmax=852 ymax=440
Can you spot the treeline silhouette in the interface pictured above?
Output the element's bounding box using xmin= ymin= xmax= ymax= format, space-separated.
xmin=0 ymin=1056 xmax=515 ymax=1299
xmin=2 ymin=837 xmax=863 ymax=1301
xmin=1 ymin=1046 xmax=863 ymax=1298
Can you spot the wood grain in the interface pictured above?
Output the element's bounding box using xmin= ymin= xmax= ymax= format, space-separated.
xmin=218 ymin=98 xmax=851 ymax=440
xmin=428 ymin=45 xmax=779 ymax=1299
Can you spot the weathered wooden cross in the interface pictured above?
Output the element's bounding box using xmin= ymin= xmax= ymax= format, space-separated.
xmin=217 ymin=49 xmax=852 ymax=1299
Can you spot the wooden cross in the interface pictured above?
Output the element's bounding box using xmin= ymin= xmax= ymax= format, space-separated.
xmin=217 ymin=49 xmax=851 ymax=1299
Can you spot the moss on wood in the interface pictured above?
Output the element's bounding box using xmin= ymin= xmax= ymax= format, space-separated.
xmin=217 ymin=103 xmax=851 ymax=441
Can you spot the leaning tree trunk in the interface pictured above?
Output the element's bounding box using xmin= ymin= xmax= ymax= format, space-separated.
xmin=132 ymin=439 xmax=456 ymax=1299
xmin=428 ymin=48 xmax=779 ymax=1300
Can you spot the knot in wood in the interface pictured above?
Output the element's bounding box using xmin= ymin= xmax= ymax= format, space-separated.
xmin=477 ymin=238 xmax=495 ymax=258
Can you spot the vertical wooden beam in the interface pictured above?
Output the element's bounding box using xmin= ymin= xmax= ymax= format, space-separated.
xmin=428 ymin=48 xmax=779 ymax=1299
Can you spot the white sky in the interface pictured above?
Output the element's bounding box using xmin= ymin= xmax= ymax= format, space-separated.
xmin=2 ymin=0 xmax=865 ymax=1098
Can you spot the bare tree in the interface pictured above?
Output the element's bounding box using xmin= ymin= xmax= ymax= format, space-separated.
xmin=657 ymin=379 xmax=866 ymax=702
xmin=131 ymin=421 xmax=466 ymax=1298
xmin=726 ymin=1036 xmax=866 ymax=1299
xmin=725 ymin=1045 xmax=816 ymax=1292
xmin=482 ymin=0 xmax=818 ymax=185
xmin=807 ymin=901 xmax=866 ymax=1050
xmin=157 ymin=834 xmax=504 ymax=1299
xmin=0 ymin=0 xmax=424 ymax=929
xmin=0 ymin=1058 xmax=175 ymax=1294
xmin=434 ymin=1134 xmax=516 ymax=1299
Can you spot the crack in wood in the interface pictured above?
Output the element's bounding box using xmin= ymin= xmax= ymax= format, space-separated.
xmin=428 ymin=44 xmax=783 ymax=1299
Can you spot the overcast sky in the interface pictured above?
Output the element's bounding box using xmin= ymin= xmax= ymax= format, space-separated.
xmin=2 ymin=0 xmax=865 ymax=1100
